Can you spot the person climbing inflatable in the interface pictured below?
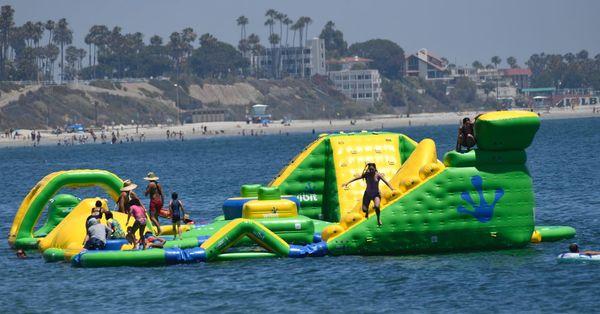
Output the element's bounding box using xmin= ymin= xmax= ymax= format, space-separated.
xmin=342 ymin=163 xmax=394 ymax=226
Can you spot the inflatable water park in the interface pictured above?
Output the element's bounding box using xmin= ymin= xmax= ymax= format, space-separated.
xmin=8 ymin=111 xmax=579 ymax=267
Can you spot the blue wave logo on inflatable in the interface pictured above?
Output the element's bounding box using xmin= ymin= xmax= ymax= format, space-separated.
xmin=457 ymin=175 xmax=504 ymax=223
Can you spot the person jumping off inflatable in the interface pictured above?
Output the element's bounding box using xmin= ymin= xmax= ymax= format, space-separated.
xmin=144 ymin=172 xmax=163 ymax=234
xmin=342 ymin=163 xmax=394 ymax=226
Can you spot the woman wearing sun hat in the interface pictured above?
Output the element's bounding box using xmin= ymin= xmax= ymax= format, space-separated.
xmin=117 ymin=179 xmax=140 ymax=214
xmin=144 ymin=172 xmax=164 ymax=234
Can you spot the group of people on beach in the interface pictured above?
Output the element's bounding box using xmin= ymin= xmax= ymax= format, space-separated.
xmin=82 ymin=172 xmax=188 ymax=250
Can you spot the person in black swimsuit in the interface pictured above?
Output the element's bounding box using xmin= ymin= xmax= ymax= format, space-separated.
xmin=456 ymin=117 xmax=476 ymax=152
xmin=342 ymin=163 xmax=394 ymax=226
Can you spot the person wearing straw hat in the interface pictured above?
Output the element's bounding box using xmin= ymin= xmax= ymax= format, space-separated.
xmin=117 ymin=179 xmax=140 ymax=214
xmin=144 ymin=172 xmax=164 ymax=234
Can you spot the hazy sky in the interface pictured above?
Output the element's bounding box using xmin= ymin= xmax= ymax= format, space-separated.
xmin=6 ymin=0 xmax=600 ymax=67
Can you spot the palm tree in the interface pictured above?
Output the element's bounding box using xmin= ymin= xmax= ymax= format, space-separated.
xmin=0 ymin=5 xmax=15 ymax=79
xmin=472 ymin=60 xmax=483 ymax=69
xmin=52 ymin=18 xmax=72 ymax=83
xmin=275 ymin=13 xmax=285 ymax=48
xmin=491 ymin=56 xmax=501 ymax=69
xmin=264 ymin=18 xmax=275 ymax=43
xmin=45 ymin=43 xmax=58 ymax=80
xmin=302 ymin=16 xmax=312 ymax=44
xmin=44 ymin=20 xmax=54 ymax=45
xmin=84 ymin=31 xmax=93 ymax=67
xmin=236 ymin=15 xmax=248 ymax=41
xmin=247 ymin=33 xmax=260 ymax=77
xmin=283 ymin=17 xmax=293 ymax=47
xmin=506 ymin=56 xmax=518 ymax=69
xmin=268 ymin=33 xmax=280 ymax=78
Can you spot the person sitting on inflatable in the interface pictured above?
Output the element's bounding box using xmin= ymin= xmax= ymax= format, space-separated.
xmin=84 ymin=200 xmax=105 ymax=231
xmin=569 ymin=243 xmax=600 ymax=256
xmin=456 ymin=117 xmax=477 ymax=152
xmin=83 ymin=218 xmax=112 ymax=250
xmin=105 ymin=211 xmax=125 ymax=239
xmin=342 ymin=163 xmax=394 ymax=226
xmin=143 ymin=232 xmax=165 ymax=249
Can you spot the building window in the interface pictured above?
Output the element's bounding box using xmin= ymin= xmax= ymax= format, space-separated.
xmin=365 ymin=74 xmax=371 ymax=79
xmin=366 ymin=93 xmax=372 ymax=98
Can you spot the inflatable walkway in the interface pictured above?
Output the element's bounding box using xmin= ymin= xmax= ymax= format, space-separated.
xmin=8 ymin=111 xmax=576 ymax=267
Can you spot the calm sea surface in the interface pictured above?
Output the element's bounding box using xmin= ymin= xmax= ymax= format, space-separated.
xmin=0 ymin=117 xmax=599 ymax=313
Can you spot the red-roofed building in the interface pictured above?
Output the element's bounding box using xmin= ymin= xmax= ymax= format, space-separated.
xmin=502 ymin=68 xmax=532 ymax=89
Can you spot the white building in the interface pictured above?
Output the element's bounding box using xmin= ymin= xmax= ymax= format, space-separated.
xmin=327 ymin=56 xmax=383 ymax=105
xmin=254 ymin=38 xmax=326 ymax=78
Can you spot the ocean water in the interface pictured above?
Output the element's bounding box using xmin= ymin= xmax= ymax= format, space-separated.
xmin=0 ymin=117 xmax=599 ymax=313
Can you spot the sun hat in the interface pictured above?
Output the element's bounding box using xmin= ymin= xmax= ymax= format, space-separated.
xmin=120 ymin=179 xmax=138 ymax=192
xmin=143 ymin=172 xmax=159 ymax=181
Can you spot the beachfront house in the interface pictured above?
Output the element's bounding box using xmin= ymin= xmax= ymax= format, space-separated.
xmin=251 ymin=38 xmax=326 ymax=79
xmin=327 ymin=56 xmax=383 ymax=105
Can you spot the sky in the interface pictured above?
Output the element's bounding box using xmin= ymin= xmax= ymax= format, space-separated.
xmin=6 ymin=0 xmax=600 ymax=67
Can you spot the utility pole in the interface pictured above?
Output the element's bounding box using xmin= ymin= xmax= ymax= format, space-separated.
xmin=174 ymin=83 xmax=181 ymax=125
xmin=94 ymin=101 xmax=98 ymax=126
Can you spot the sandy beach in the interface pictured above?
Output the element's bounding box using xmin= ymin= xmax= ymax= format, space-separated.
xmin=1 ymin=106 xmax=598 ymax=148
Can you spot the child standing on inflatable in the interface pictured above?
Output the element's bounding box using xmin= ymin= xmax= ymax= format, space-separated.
xmin=169 ymin=192 xmax=186 ymax=240
xmin=125 ymin=198 xmax=147 ymax=249
xmin=342 ymin=163 xmax=394 ymax=226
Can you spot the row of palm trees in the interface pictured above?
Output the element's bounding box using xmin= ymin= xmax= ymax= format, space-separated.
xmin=236 ymin=10 xmax=313 ymax=78
xmin=0 ymin=5 xmax=77 ymax=81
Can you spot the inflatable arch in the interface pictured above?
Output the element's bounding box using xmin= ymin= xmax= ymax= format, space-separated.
xmin=8 ymin=169 xmax=123 ymax=248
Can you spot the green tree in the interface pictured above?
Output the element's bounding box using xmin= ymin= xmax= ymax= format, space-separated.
xmin=319 ymin=21 xmax=347 ymax=59
xmin=0 ymin=5 xmax=16 ymax=79
xmin=190 ymin=39 xmax=247 ymax=78
xmin=52 ymin=18 xmax=72 ymax=82
xmin=491 ymin=56 xmax=501 ymax=68
xmin=472 ymin=60 xmax=483 ymax=69
xmin=348 ymin=39 xmax=405 ymax=79
xmin=506 ymin=56 xmax=518 ymax=68
xmin=236 ymin=15 xmax=248 ymax=41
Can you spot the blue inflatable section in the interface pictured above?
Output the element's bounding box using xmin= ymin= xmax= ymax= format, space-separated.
xmin=104 ymin=239 xmax=128 ymax=250
xmin=164 ymin=247 xmax=207 ymax=264
xmin=288 ymin=242 xmax=328 ymax=258
xmin=222 ymin=196 xmax=301 ymax=220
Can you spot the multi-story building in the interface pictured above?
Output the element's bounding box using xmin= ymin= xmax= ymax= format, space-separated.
xmin=253 ymin=38 xmax=326 ymax=79
xmin=406 ymin=48 xmax=449 ymax=80
xmin=327 ymin=56 xmax=383 ymax=105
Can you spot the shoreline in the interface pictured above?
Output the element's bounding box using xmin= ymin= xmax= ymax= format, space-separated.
xmin=1 ymin=106 xmax=598 ymax=148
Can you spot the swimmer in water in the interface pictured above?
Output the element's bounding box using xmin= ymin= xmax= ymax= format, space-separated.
xmin=16 ymin=249 xmax=27 ymax=259
xmin=342 ymin=163 xmax=395 ymax=226
xmin=569 ymin=243 xmax=600 ymax=256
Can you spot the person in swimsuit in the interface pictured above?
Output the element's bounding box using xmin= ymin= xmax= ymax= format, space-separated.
xmin=456 ymin=117 xmax=476 ymax=152
xmin=117 ymin=180 xmax=139 ymax=214
xmin=143 ymin=231 xmax=166 ymax=249
xmin=342 ymin=163 xmax=394 ymax=226
xmin=569 ymin=243 xmax=600 ymax=256
xmin=144 ymin=172 xmax=163 ymax=234
xmin=126 ymin=198 xmax=147 ymax=249
xmin=169 ymin=192 xmax=186 ymax=240
xmin=105 ymin=211 xmax=126 ymax=239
